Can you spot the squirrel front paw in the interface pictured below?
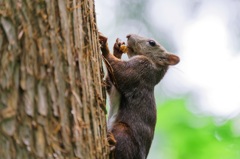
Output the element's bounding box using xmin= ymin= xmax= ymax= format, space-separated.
xmin=107 ymin=132 xmax=117 ymax=151
xmin=99 ymin=32 xmax=110 ymax=57
xmin=113 ymin=38 xmax=127 ymax=59
xmin=99 ymin=32 xmax=108 ymax=46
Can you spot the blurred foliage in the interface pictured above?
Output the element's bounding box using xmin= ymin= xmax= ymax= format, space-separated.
xmin=150 ymin=99 xmax=240 ymax=159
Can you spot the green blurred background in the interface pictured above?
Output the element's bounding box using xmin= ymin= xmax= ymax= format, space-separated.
xmin=95 ymin=0 xmax=240 ymax=158
xmin=149 ymin=99 xmax=240 ymax=159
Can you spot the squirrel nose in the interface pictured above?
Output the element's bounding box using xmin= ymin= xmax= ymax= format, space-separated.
xmin=126 ymin=34 xmax=131 ymax=39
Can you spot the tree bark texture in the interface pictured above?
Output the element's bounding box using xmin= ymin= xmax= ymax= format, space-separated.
xmin=0 ymin=0 xmax=108 ymax=159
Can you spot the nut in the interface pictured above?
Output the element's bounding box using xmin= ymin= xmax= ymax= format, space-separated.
xmin=120 ymin=45 xmax=128 ymax=53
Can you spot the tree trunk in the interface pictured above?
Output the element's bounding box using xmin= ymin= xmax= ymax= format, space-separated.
xmin=0 ymin=0 xmax=108 ymax=159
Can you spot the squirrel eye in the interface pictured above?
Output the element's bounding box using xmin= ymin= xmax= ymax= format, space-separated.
xmin=148 ymin=40 xmax=156 ymax=46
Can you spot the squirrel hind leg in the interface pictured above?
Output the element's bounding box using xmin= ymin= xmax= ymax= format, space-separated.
xmin=111 ymin=123 xmax=142 ymax=159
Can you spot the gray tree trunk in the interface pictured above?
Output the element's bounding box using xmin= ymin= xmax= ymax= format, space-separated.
xmin=0 ymin=0 xmax=108 ymax=158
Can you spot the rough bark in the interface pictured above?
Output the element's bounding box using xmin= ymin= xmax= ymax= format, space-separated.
xmin=0 ymin=0 xmax=108 ymax=158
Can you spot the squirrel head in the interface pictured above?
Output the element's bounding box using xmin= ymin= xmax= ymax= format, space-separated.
xmin=126 ymin=34 xmax=180 ymax=67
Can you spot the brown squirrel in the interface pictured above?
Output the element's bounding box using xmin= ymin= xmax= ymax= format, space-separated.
xmin=99 ymin=33 xmax=180 ymax=159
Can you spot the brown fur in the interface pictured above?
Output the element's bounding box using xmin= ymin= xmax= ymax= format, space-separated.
xmin=99 ymin=33 xmax=179 ymax=159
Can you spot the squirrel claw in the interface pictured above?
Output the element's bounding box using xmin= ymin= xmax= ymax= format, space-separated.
xmin=107 ymin=132 xmax=117 ymax=151
xmin=99 ymin=32 xmax=110 ymax=56
xmin=115 ymin=38 xmax=125 ymax=47
xmin=99 ymin=32 xmax=108 ymax=45
xmin=114 ymin=38 xmax=125 ymax=51
xmin=110 ymin=145 xmax=116 ymax=151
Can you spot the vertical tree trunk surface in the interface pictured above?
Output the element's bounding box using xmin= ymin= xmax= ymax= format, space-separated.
xmin=0 ymin=0 xmax=108 ymax=158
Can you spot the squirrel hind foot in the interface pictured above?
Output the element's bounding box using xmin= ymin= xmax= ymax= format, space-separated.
xmin=107 ymin=132 xmax=117 ymax=151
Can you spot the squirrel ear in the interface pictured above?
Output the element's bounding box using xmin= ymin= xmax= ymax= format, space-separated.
xmin=166 ymin=53 xmax=180 ymax=65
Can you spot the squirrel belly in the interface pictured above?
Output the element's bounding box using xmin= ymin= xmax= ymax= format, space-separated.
xmin=107 ymin=83 xmax=121 ymax=131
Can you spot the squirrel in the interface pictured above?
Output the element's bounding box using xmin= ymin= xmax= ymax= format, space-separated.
xmin=99 ymin=33 xmax=180 ymax=159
